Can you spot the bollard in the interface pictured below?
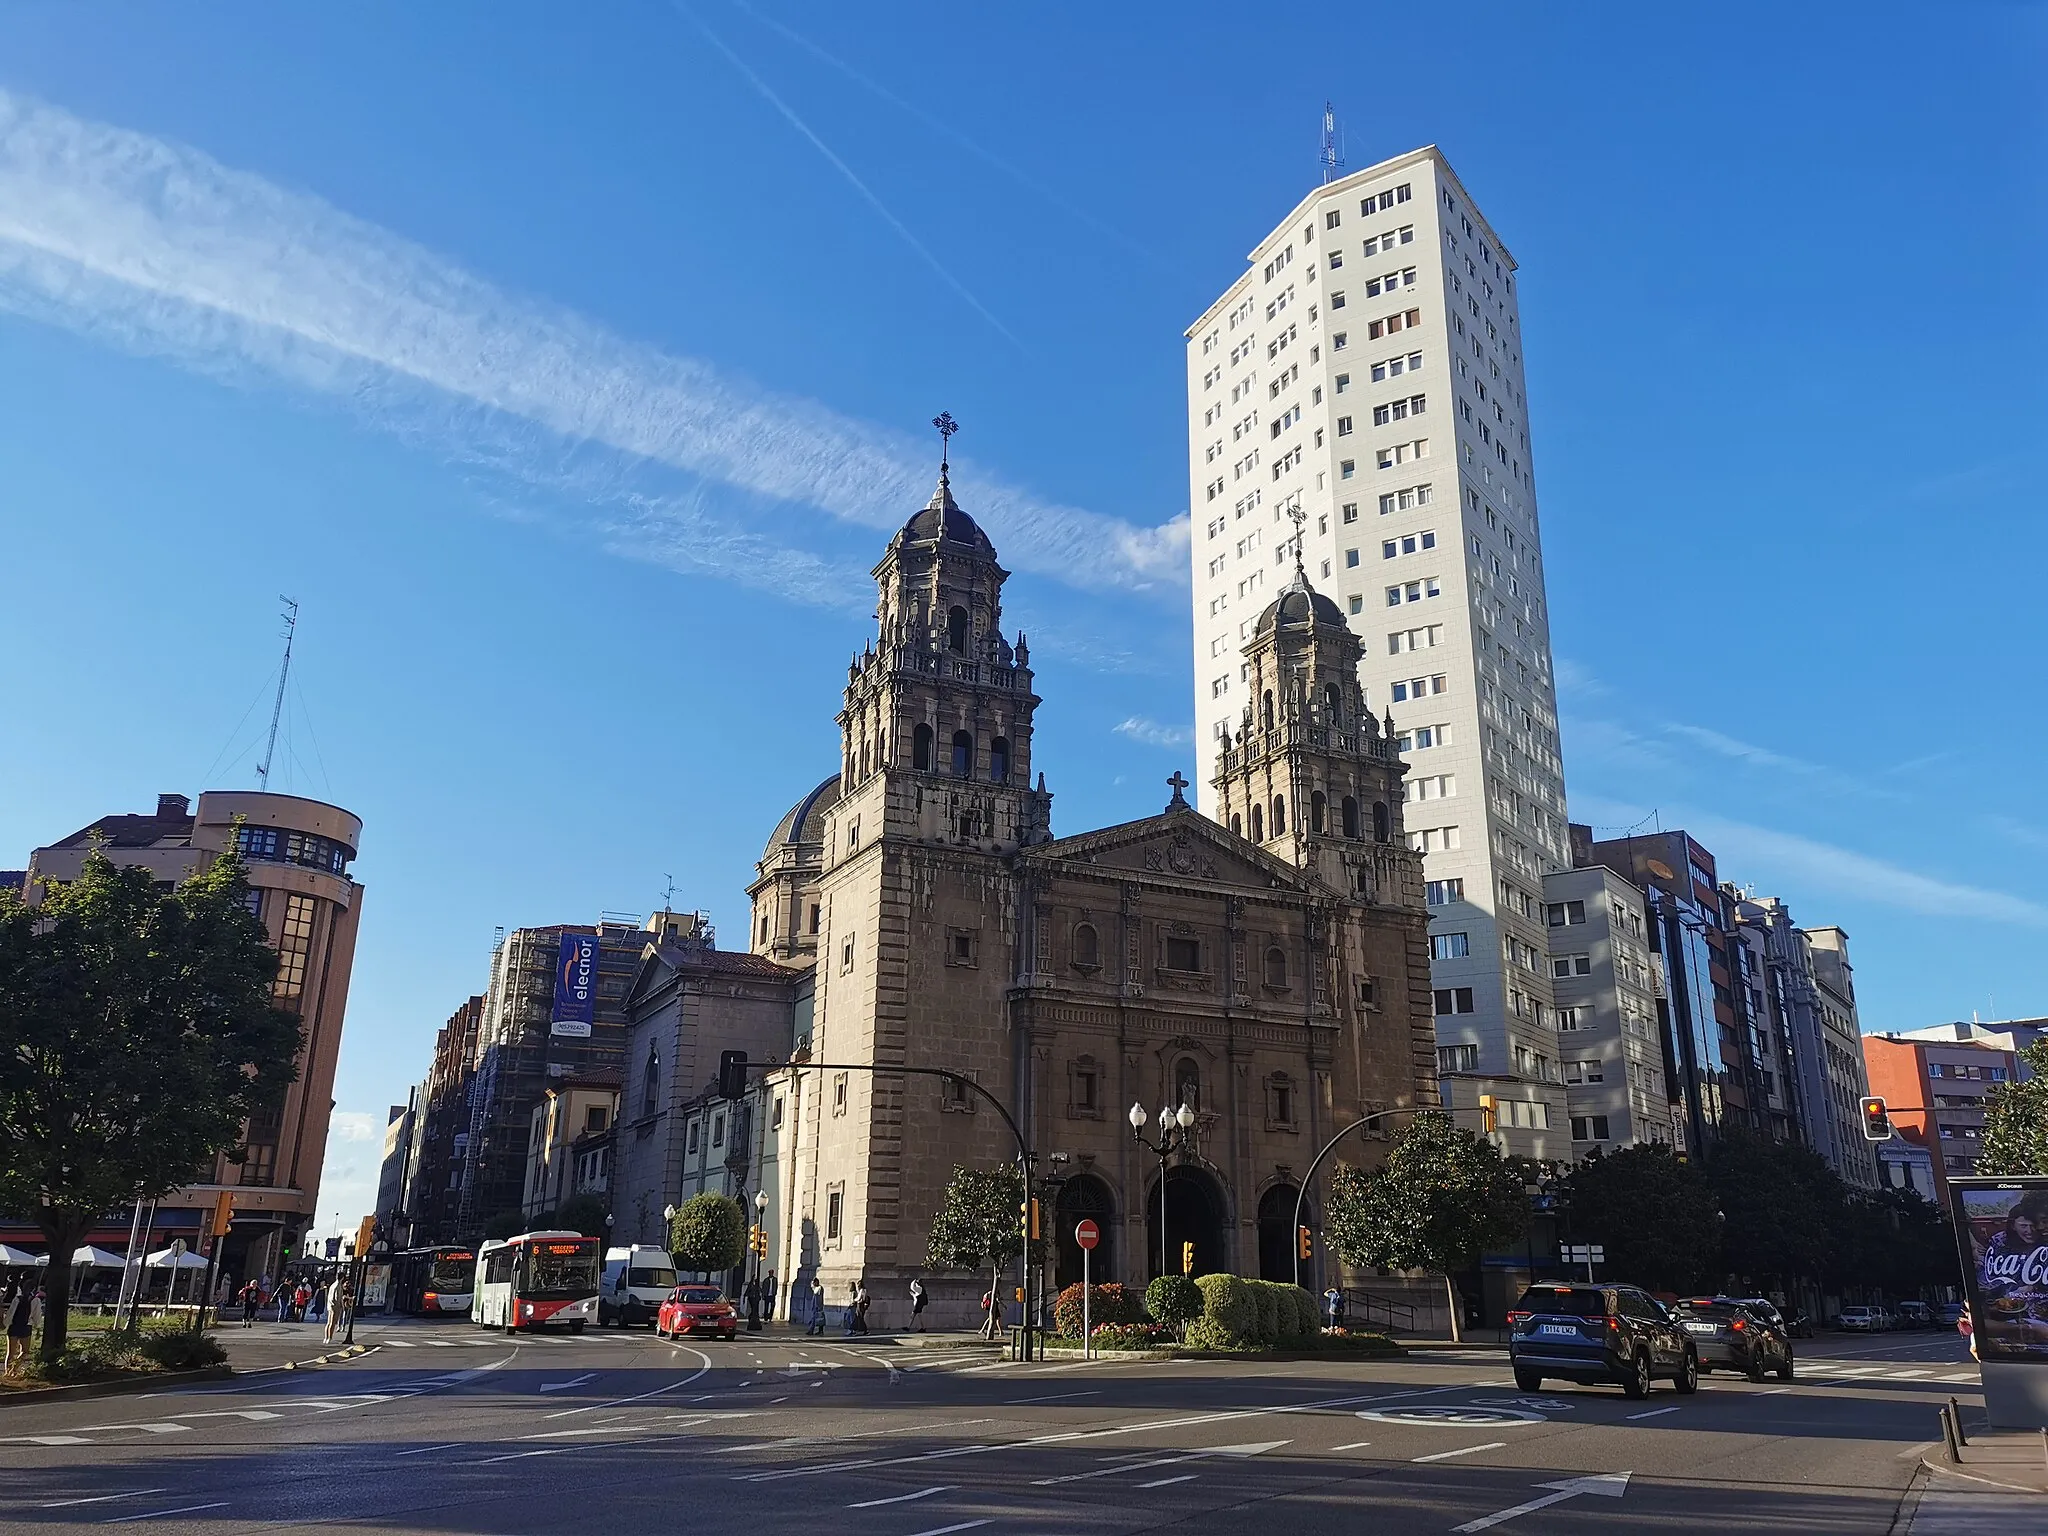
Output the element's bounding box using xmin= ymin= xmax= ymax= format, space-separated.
xmin=1938 ymin=1403 xmax=1961 ymax=1464
xmin=1949 ymin=1397 xmax=1969 ymax=1446
xmin=2040 ymin=1426 xmax=2047 ymax=1473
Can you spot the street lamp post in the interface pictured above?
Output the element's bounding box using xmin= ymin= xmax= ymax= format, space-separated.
xmin=1129 ymin=1102 xmax=1198 ymax=1278
xmin=748 ymin=1189 xmax=767 ymax=1332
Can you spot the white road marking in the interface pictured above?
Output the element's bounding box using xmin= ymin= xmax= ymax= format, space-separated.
xmin=1884 ymin=1370 xmax=1933 ymax=1379
xmin=545 ymin=1347 xmax=713 ymax=1418
xmin=1624 ymin=1407 xmax=1680 ymax=1420
xmin=1031 ymin=1440 xmax=1288 ymax=1487
xmin=1938 ymin=1371 xmax=1980 ymax=1383
xmin=394 ymin=1443 xmax=463 ymax=1456
xmin=1330 ymin=1440 xmax=1373 ymax=1450
xmin=102 ymin=1503 xmax=229 ymax=1525
xmin=42 ymin=1492 xmax=166 ymax=1509
xmin=1760 ymin=1387 xmax=1792 ymax=1395
xmin=1138 ymin=1474 xmax=1199 ymax=1488
xmin=536 ymin=1372 xmax=598 ymax=1392
xmin=847 ymin=1486 xmax=953 ymax=1509
xmin=1413 ymin=1441 xmax=1507 ymax=1463
xmin=903 ymin=1522 xmax=989 ymax=1536
xmin=1451 ymin=1471 xmax=1632 ymax=1533
xmin=1006 ymin=1390 xmax=1101 ymax=1405
xmin=880 ymin=1418 xmax=994 ymax=1436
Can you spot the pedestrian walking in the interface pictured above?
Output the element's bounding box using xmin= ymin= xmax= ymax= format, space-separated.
xmin=240 ymin=1280 xmax=260 ymax=1327
xmin=842 ymin=1280 xmax=859 ymax=1336
xmin=761 ymin=1268 xmax=778 ymax=1322
xmin=293 ymin=1282 xmax=311 ymax=1323
xmin=2 ymin=1280 xmax=37 ymax=1376
xmin=805 ymin=1277 xmax=826 ymax=1336
xmin=322 ymin=1275 xmax=345 ymax=1344
xmin=852 ymin=1282 xmax=870 ymax=1336
xmin=1324 ymin=1286 xmax=1344 ymax=1331
xmin=980 ymin=1287 xmax=1002 ymax=1341
xmin=908 ymin=1277 xmax=927 ymax=1333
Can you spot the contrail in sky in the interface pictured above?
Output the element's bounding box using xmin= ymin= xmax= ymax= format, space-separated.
xmin=0 ymin=89 xmax=1186 ymax=612
xmin=676 ymin=2 xmax=1025 ymax=351
xmin=726 ymin=0 xmax=1166 ymax=269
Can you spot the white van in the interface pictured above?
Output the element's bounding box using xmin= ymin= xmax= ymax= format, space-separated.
xmin=599 ymin=1245 xmax=678 ymax=1328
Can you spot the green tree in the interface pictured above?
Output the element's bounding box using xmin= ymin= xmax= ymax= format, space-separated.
xmin=482 ymin=1210 xmax=528 ymax=1242
xmin=926 ymin=1164 xmax=1027 ymax=1332
xmin=1828 ymin=1186 xmax=1961 ymax=1297
xmin=1979 ymin=1041 xmax=2048 ymax=1176
xmin=1323 ymin=1111 xmax=1527 ymax=1342
xmin=547 ymin=1193 xmax=611 ymax=1239
xmin=1145 ymin=1273 xmax=1203 ymax=1340
xmin=1560 ymin=1144 xmax=1723 ymax=1294
xmin=0 ymin=847 xmax=302 ymax=1360
xmin=670 ymin=1193 xmax=745 ymax=1278
xmin=1705 ymin=1129 xmax=1844 ymax=1290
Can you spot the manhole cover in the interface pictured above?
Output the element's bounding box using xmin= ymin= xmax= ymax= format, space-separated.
xmin=1357 ymin=1404 xmax=1549 ymax=1427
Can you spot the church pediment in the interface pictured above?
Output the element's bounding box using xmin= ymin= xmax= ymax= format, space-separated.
xmin=1022 ymin=807 xmax=1317 ymax=894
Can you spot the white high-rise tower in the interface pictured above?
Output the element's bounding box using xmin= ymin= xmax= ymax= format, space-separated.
xmin=1186 ymin=145 xmax=1571 ymax=1156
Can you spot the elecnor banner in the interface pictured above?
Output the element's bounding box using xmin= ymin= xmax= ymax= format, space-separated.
xmin=551 ymin=933 xmax=597 ymax=1038
xmin=1947 ymin=1176 xmax=2048 ymax=1427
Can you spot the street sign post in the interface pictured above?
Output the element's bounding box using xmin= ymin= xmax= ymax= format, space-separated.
xmin=1075 ymin=1219 xmax=1099 ymax=1357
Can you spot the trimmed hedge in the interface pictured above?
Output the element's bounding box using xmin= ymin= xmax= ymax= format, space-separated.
xmin=1187 ymin=1274 xmax=1319 ymax=1351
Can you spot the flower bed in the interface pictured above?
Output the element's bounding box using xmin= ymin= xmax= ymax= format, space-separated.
xmin=1088 ymin=1322 xmax=1175 ymax=1350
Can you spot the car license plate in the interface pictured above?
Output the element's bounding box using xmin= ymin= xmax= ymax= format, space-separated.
xmin=1539 ymin=1323 xmax=1579 ymax=1336
xmin=1684 ymin=1322 xmax=1716 ymax=1333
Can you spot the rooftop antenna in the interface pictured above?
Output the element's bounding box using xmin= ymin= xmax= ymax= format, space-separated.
xmin=256 ymin=596 xmax=299 ymax=792
xmin=663 ymin=873 xmax=677 ymax=910
xmin=1319 ymin=102 xmax=1345 ymax=185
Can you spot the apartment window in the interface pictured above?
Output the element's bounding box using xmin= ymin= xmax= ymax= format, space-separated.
xmin=771 ymin=1095 xmax=785 ymax=1130
xmin=826 ymin=1187 xmax=844 ymax=1242
xmin=1346 ymin=549 xmax=1361 ymax=568
xmin=1347 ymin=594 xmax=1363 ymax=613
xmin=1437 ymin=1043 xmax=1479 ymax=1073
xmin=1325 ymin=210 xmax=1341 ymax=229
xmin=1556 ymin=1006 xmax=1584 ymax=1032
xmin=1571 ymin=1115 xmax=1612 ymax=1142
xmin=1340 ymin=459 xmax=1356 ymax=479
xmin=711 ymin=1113 xmax=725 ymax=1148
xmin=1546 ymin=900 xmax=1587 ymax=927
xmin=1551 ymin=954 xmax=1592 ymax=978
xmin=840 ymin=935 xmax=856 ymax=973
xmin=1341 ymin=502 xmax=1358 ymax=523
xmin=272 ymin=893 xmax=317 ymax=1003
xmin=1366 ymin=308 xmax=1423 ymax=341
xmin=1565 ymin=1060 xmax=1604 ymax=1084
xmin=1332 ymin=332 xmax=1348 ymax=350
xmin=1330 ymin=290 xmax=1346 ymax=309
xmin=1424 ymin=878 xmax=1465 ymax=905
xmin=1431 ymin=932 xmax=1470 ymax=960
xmin=1336 ymin=415 xmax=1353 ymax=436
xmin=686 ymin=1122 xmax=700 ymax=1154
xmin=832 ymin=1072 xmax=848 ymax=1116
xmin=1433 ymin=987 xmax=1476 ymax=1015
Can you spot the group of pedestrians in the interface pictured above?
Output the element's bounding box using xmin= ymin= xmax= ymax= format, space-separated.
xmin=786 ymin=1274 xmax=948 ymax=1336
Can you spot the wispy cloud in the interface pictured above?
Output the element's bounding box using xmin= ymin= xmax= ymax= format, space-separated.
xmin=1114 ymin=715 xmax=1193 ymax=748
xmin=326 ymin=1110 xmax=382 ymax=1143
xmin=1571 ymin=793 xmax=2048 ymax=931
xmin=0 ymin=90 xmax=1186 ymax=611
xmin=1660 ymin=722 xmax=1907 ymax=802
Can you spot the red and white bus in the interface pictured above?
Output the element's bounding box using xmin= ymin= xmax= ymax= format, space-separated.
xmin=472 ymin=1231 xmax=600 ymax=1333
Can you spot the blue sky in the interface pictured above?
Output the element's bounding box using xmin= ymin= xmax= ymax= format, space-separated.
xmin=2 ymin=2 xmax=2042 ymax=1234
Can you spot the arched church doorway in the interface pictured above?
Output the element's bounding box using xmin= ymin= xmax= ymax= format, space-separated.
xmin=1053 ymin=1173 xmax=1116 ymax=1290
xmin=1144 ymin=1165 xmax=1230 ymax=1280
xmin=1257 ymin=1184 xmax=1310 ymax=1286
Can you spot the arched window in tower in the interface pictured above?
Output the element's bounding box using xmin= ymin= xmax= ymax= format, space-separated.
xmin=1261 ymin=690 xmax=1275 ymax=732
xmin=1174 ymin=1058 xmax=1202 ymax=1115
xmin=1272 ymin=795 xmax=1287 ymax=835
xmin=1373 ymin=801 xmax=1390 ymax=843
xmin=947 ymin=605 xmax=970 ymax=654
xmin=1311 ymin=791 xmax=1327 ymax=834
xmin=1250 ymin=803 xmax=1265 ymax=841
xmin=990 ymin=736 xmax=1011 ymax=783
xmin=1264 ymin=945 xmax=1289 ymax=988
xmin=1341 ymin=796 xmax=1360 ymax=839
xmin=1072 ymin=922 xmax=1100 ymax=969
xmin=952 ymin=730 xmax=974 ymax=776
xmin=913 ymin=723 xmax=933 ymax=771
xmin=642 ymin=1046 xmax=660 ymax=1119
xmin=1325 ymin=684 xmax=1342 ymax=725
xmin=1229 ymin=813 xmax=1243 ymax=837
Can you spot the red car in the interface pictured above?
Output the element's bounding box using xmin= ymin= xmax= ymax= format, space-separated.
xmin=656 ymin=1284 xmax=739 ymax=1340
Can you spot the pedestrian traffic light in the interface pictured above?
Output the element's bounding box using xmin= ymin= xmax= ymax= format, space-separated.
xmin=1298 ymin=1225 xmax=1313 ymax=1261
xmin=1478 ymin=1094 xmax=1498 ymax=1135
xmin=718 ymin=1050 xmax=750 ymax=1100
xmin=1860 ymin=1096 xmax=1893 ymax=1141
xmin=1181 ymin=1240 xmax=1195 ymax=1275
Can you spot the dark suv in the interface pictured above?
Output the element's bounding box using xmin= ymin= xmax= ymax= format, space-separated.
xmin=1671 ymin=1298 xmax=1794 ymax=1381
xmin=1509 ymin=1282 xmax=1698 ymax=1399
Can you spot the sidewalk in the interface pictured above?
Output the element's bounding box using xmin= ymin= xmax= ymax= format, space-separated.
xmin=1922 ymin=1423 xmax=2048 ymax=1496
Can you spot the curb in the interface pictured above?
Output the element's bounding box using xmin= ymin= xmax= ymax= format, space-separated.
xmin=273 ymin=1343 xmax=379 ymax=1373
xmin=1916 ymin=1456 xmax=2048 ymax=1496
xmin=0 ymin=1364 xmax=233 ymax=1410
xmin=1013 ymin=1343 xmax=1408 ymax=1363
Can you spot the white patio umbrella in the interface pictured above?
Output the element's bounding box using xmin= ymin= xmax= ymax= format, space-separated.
xmin=144 ymin=1247 xmax=210 ymax=1269
xmin=72 ymin=1245 xmax=126 ymax=1268
xmin=0 ymin=1243 xmax=42 ymax=1266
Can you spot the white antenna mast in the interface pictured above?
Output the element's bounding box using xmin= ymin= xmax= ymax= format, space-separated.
xmin=256 ymin=596 xmax=299 ymax=791
xmin=1319 ymin=102 xmax=1345 ymax=184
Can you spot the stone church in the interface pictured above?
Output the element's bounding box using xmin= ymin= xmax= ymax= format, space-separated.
xmin=725 ymin=458 xmax=1437 ymax=1328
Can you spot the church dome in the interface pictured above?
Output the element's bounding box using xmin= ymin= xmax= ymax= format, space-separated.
xmin=760 ymin=775 xmax=843 ymax=866
xmin=1254 ymin=566 xmax=1347 ymax=637
xmin=900 ymin=467 xmax=995 ymax=555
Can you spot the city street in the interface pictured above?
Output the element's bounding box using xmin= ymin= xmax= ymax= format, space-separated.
xmin=0 ymin=1322 xmax=2006 ymax=1534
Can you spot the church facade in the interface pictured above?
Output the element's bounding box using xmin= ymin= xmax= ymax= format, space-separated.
xmin=744 ymin=462 xmax=1438 ymax=1329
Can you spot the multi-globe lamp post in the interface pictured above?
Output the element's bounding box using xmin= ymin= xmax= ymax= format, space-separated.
xmin=1128 ymin=1100 xmax=1198 ymax=1278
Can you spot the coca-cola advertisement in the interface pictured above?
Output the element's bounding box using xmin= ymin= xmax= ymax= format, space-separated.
xmin=1950 ymin=1179 xmax=2048 ymax=1363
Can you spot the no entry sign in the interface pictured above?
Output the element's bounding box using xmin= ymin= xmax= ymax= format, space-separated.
xmin=1074 ymin=1219 xmax=1100 ymax=1251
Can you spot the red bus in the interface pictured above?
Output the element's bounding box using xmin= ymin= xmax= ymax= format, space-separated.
xmin=472 ymin=1231 xmax=600 ymax=1332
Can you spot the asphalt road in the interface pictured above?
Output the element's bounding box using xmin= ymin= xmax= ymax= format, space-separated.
xmin=0 ymin=1319 xmax=1999 ymax=1534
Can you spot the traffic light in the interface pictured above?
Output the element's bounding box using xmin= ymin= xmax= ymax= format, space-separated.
xmin=718 ymin=1050 xmax=750 ymax=1100
xmin=1297 ymin=1225 xmax=1313 ymax=1261
xmin=749 ymin=1224 xmax=768 ymax=1258
xmin=1860 ymin=1096 xmax=1893 ymax=1141
xmin=206 ymin=1190 xmax=236 ymax=1241
xmin=1478 ymin=1094 xmax=1498 ymax=1135
xmin=1030 ymin=1199 xmax=1041 ymax=1242
xmin=355 ymin=1215 xmax=376 ymax=1259
xmin=1181 ymin=1240 xmax=1195 ymax=1275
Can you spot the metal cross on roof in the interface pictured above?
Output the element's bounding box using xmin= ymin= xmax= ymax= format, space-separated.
xmin=1166 ymin=770 xmax=1191 ymax=809
xmin=933 ymin=411 xmax=959 ymax=469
